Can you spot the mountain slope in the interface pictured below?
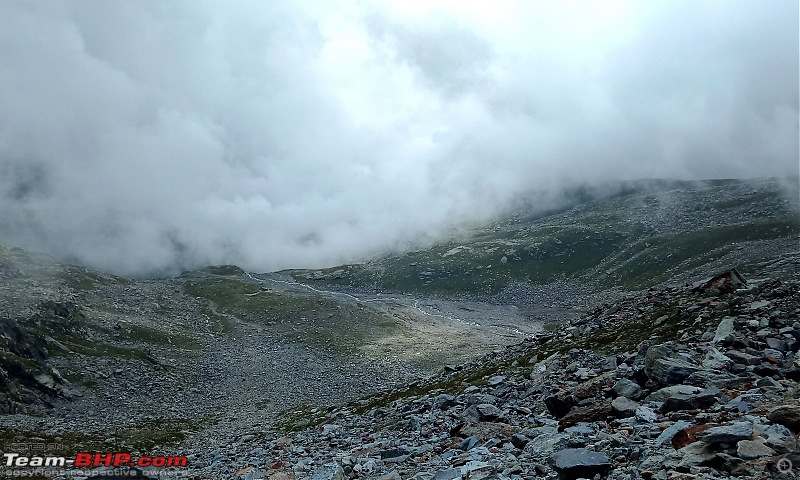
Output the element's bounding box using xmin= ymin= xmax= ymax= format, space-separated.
xmin=285 ymin=177 xmax=799 ymax=296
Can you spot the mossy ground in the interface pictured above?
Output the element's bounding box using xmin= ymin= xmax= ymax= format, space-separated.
xmin=184 ymin=277 xmax=405 ymax=355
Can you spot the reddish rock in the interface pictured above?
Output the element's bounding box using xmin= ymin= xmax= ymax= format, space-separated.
xmin=671 ymin=424 xmax=715 ymax=449
xmin=558 ymin=400 xmax=613 ymax=431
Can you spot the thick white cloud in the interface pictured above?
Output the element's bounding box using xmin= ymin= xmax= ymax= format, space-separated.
xmin=0 ymin=0 xmax=797 ymax=275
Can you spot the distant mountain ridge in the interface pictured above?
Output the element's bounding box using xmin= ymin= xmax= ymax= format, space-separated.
xmin=284 ymin=177 xmax=799 ymax=296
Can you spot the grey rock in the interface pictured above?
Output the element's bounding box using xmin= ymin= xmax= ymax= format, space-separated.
xmin=432 ymin=468 xmax=462 ymax=480
xmin=712 ymin=317 xmax=736 ymax=343
xmin=736 ymin=439 xmax=775 ymax=459
xmin=635 ymin=406 xmax=658 ymax=423
xmin=645 ymin=384 xmax=701 ymax=402
xmin=611 ymin=397 xmax=638 ymax=418
xmin=309 ymin=463 xmax=345 ymax=480
xmin=676 ymin=442 xmax=715 ymax=468
xmin=697 ymin=422 xmax=754 ymax=445
xmin=654 ymin=420 xmax=693 ymax=445
xmin=644 ymin=344 xmax=701 ymax=385
xmin=612 ymin=378 xmax=643 ymax=400
xmin=767 ymin=405 xmax=800 ymax=431
xmin=763 ymin=424 xmax=798 ymax=453
xmin=726 ymin=350 xmax=760 ymax=365
xmin=460 ymin=436 xmax=479 ymax=451
xmin=462 ymin=403 xmax=506 ymax=423
xmin=524 ymin=432 xmax=569 ymax=454
xmin=661 ymin=387 xmax=720 ymax=412
xmin=549 ymin=448 xmax=612 ymax=478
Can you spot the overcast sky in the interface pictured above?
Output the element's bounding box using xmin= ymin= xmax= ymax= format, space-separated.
xmin=0 ymin=0 xmax=797 ymax=276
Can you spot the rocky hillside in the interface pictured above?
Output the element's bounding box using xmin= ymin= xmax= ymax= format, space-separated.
xmin=286 ymin=177 xmax=799 ymax=298
xmin=0 ymin=177 xmax=797 ymax=480
xmin=179 ymin=257 xmax=800 ymax=479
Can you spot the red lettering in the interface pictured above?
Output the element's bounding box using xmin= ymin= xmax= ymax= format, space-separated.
xmin=167 ymin=456 xmax=188 ymax=467
xmin=113 ymin=453 xmax=131 ymax=466
xmin=74 ymin=453 xmax=92 ymax=467
xmin=94 ymin=453 xmax=113 ymax=467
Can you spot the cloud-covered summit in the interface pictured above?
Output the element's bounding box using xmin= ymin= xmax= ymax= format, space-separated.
xmin=0 ymin=0 xmax=797 ymax=276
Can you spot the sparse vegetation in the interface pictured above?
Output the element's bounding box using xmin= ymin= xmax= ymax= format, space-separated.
xmin=286 ymin=178 xmax=799 ymax=295
xmin=184 ymin=277 xmax=405 ymax=355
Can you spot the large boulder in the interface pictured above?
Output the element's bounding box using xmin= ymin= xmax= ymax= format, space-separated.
xmin=644 ymin=343 xmax=701 ymax=385
xmin=767 ymin=405 xmax=800 ymax=432
xmin=550 ymin=448 xmax=612 ymax=479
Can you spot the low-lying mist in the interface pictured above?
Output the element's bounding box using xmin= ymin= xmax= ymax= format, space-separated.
xmin=0 ymin=1 xmax=797 ymax=277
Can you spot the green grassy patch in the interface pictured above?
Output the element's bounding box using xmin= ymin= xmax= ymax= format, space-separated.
xmin=184 ymin=278 xmax=405 ymax=355
xmin=272 ymin=404 xmax=330 ymax=432
xmin=47 ymin=336 xmax=159 ymax=365
xmin=603 ymin=218 xmax=800 ymax=290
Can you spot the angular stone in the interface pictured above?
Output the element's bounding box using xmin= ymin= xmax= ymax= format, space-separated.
xmin=767 ymin=405 xmax=800 ymax=431
xmin=611 ymin=397 xmax=638 ymax=418
xmin=523 ymin=432 xmax=569 ymax=454
xmin=646 ymin=384 xmax=701 ymax=402
xmin=645 ymin=344 xmax=701 ymax=385
xmin=549 ymin=448 xmax=612 ymax=478
xmin=726 ymin=350 xmax=760 ymax=365
xmin=635 ymin=406 xmax=658 ymax=423
xmin=696 ymin=422 xmax=753 ymax=445
xmin=612 ymin=378 xmax=643 ymax=400
xmin=309 ymin=463 xmax=345 ymax=480
xmin=558 ymin=401 xmax=612 ymax=430
xmin=432 ymin=394 xmax=457 ymax=410
xmin=766 ymin=337 xmax=788 ymax=352
xmin=712 ymin=317 xmax=736 ymax=344
xmin=510 ymin=433 xmax=528 ymax=449
xmin=462 ymin=403 xmax=507 ymax=423
xmin=661 ymin=388 xmax=720 ymax=413
xmin=736 ymin=439 xmax=775 ymax=459
xmin=654 ymin=420 xmax=692 ymax=446
xmin=432 ymin=468 xmax=462 ymax=480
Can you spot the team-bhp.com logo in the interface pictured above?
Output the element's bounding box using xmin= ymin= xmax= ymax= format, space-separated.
xmin=4 ymin=452 xmax=187 ymax=468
